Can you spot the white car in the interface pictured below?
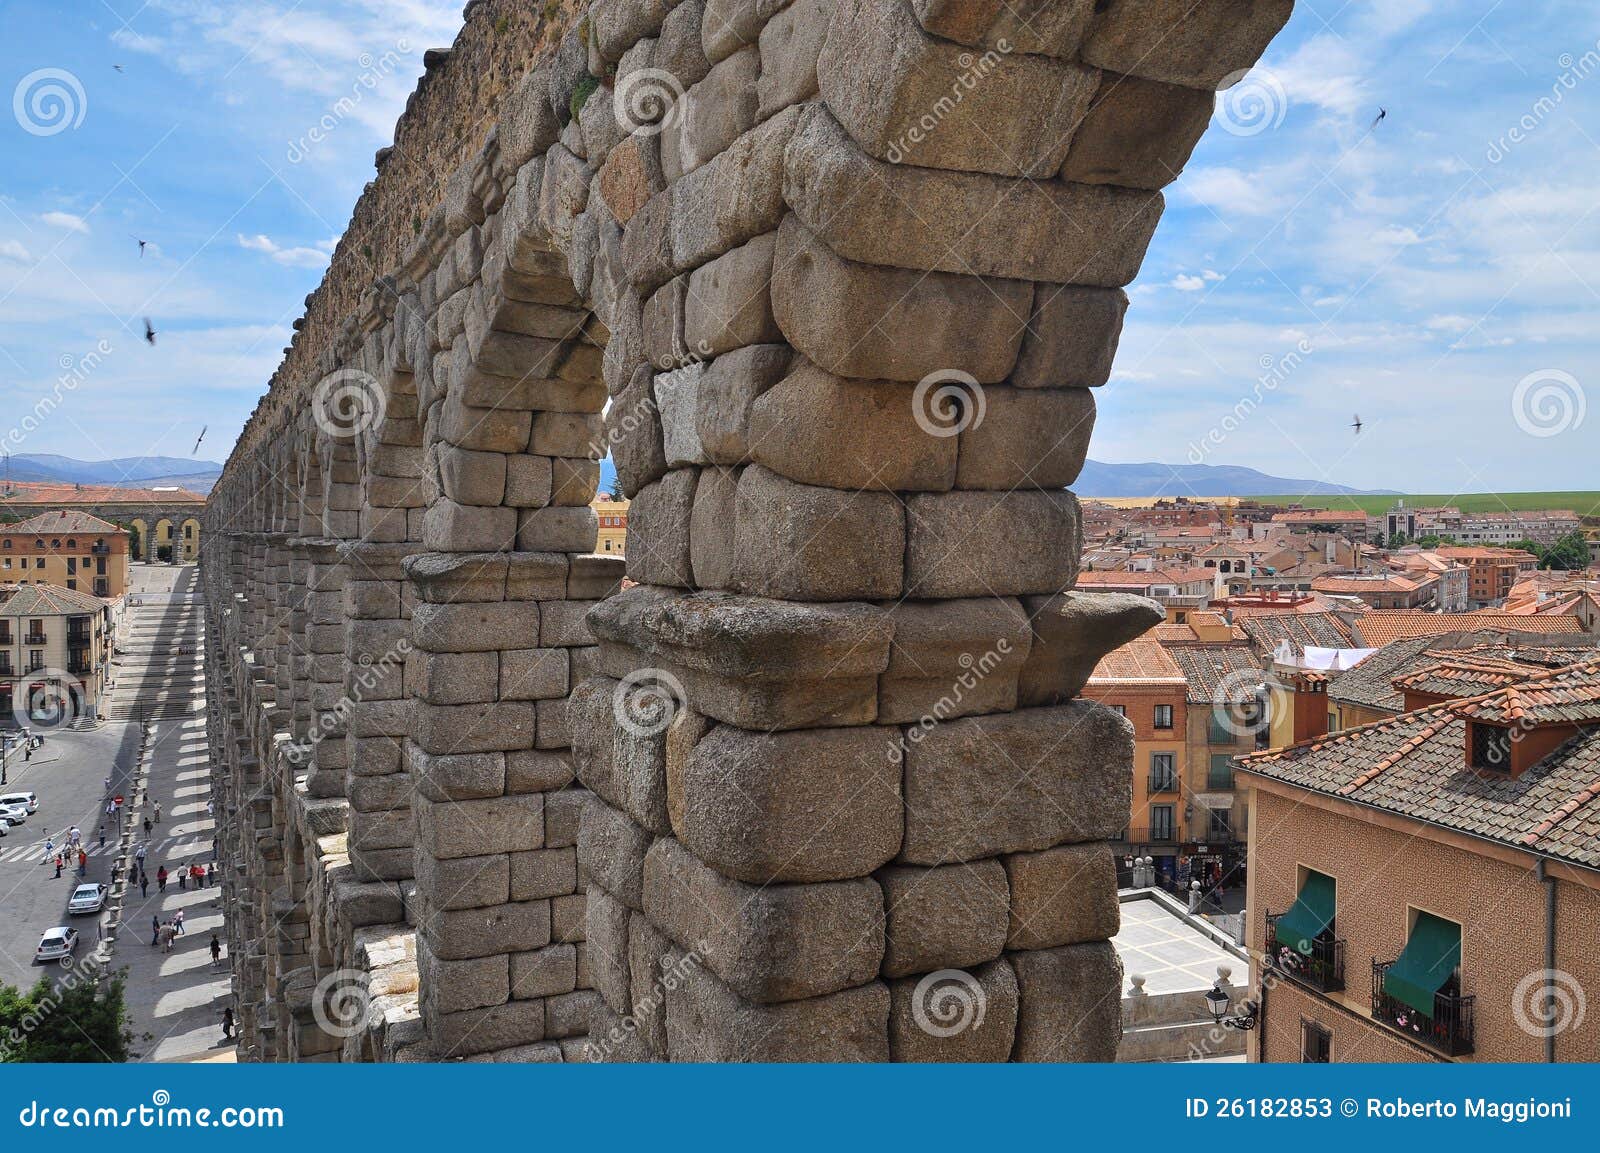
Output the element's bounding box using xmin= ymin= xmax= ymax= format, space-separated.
xmin=0 ymin=804 xmax=26 ymax=826
xmin=67 ymin=883 xmax=106 ymax=915
xmin=35 ymin=927 xmax=79 ymax=964
xmin=0 ymin=791 xmax=37 ymax=814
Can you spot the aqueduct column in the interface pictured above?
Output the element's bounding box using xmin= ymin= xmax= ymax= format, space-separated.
xmin=203 ymin=0 xmax=1293 ymax=1062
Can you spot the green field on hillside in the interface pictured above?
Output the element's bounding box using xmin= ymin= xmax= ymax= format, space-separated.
xmin=1249 ymin=492 xmax=1600 ymax=517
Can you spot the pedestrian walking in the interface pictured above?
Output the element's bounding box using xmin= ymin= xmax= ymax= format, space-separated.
xmin=192 ymin=863 xmax=204 ymax=887
xmin=140 ymin=871 xmax=148 ymax=898
xmin=153 ymin=801 xmax=161 ymax=823
xmin=210 ymin=934 xmax=222 ymax=968
xmin=207 ymin=862 xmax=217 ymax=888
xmin=135 ymin=843 xmax=146 ymax=865
xmin=98 ymin=825 xmax=105 ymax=850
xmin=174 ymin=909 xmax=185 ymax=936
xmin=157 ymin=865 xmax=167 ymax=892
xmin=42 ymin=837 xmax=54 ymax=864
xmin=177 ymin=863 xmax=187 ymax=891
xmin=104 ymin=775 xmax=111 ymax=793
xmin=143 ymin=816 xmax=152 ymax=835
xmin=54 ymin=854 xmax=63 ymax=878
xmin=77 ymin=849 xmax=87 ymax=877
xmin=221 ymin=1007 xmax=234 ymax=1039
xmin=159 ymin=924 xmax=175 ymax=953
xmin=151 ymin=914 xmax=160 ymax=947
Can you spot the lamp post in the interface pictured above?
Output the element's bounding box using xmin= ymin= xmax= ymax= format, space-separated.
xmin=1203 ymin=970 xmax=1259 ymax=1032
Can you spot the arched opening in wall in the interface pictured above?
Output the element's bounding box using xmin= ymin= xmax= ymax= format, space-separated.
xmin=128 ymin=518 xmax=148 ymax=563
xmin=180 ymin=518 xmax=201 ymax=562
xmin=154 ymin=518 xmax=176 ymax=563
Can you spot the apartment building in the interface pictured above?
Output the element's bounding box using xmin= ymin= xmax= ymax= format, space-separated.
xmin=0 ymin=584 xmax=114 ymax=724
xmin=1435 ymin=547 xmax=1539 ymax=607
xmin=592 ymin=495 xmax=629 ymax=556
xmin=0 ymin=510 xmax=130 ymax=598
xmin=1236 ymin=654 xmax=1600 ymax=1062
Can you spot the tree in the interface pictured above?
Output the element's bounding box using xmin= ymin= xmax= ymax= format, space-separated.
xmin=1386 ymin=532 xmax=1408 ymax=550
xmin=1542 ymin=530 xmax=1591 ymax=572
xmin=1507 ymin=538 xmax=1546 ymax=562
xmin=0 ymin=971 xmax=134 ymax=1062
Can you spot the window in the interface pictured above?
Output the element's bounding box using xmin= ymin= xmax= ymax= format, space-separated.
xmin=1173 ymin=611 xmax=1188 ymax=624
xmin=1109 ymin=704 xmax=1127 ymax=718
xmin=1470 ymin=723 xmax=1512 ymax=772
xmin=65 ymin=539 xmax=74 ymax=547
xmin=1154 ymin=703 xmax=1174 ymax=729
xmin=1149 ymin=753 xmax=1176 ymax=791
xmin=33 ymin=558 xmax=43 ymax=569
xmin=1301 ymin=1019 xmax=1332 ymax=1063
xmin=66 ymin=579 xmax=76 ymax=590
xmin=1150 ymin=805 xmax=1175 ymax=842
xmin=1207 ymin=809 xmax=1232 ymax=841
xmin=1207 ymin=754 xmax=1234 ymax=789
xmin=1207 ymin=712 xmax=1235 ymax=744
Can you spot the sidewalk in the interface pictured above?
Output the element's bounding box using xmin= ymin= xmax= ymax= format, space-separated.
xmin=114 ymin=716 xmax=233 ymax=1061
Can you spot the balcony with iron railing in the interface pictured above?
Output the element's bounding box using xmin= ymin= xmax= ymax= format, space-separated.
xmin=67 ymin=650 xmax=92 ymax=676
xmin=1147 ymin=773 xmax=1179 ymax=794
xmin=1264 ymin=911 xmax=1345 ymax=993
xmin=23 ymin=633 xmax=46 ymax=646
xmin=1370 ymin=959 xmax=1475 ymax=1057
xmin=91 ymin=543 xmax=110 ymax=555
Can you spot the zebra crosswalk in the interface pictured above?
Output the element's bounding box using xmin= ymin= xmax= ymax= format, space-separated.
xmin=0 ymin=832 xmax=206 ymax=865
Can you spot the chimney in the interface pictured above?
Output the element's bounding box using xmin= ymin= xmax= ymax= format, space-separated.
xmin=1291 ymin=672 xmax=1330 ymax=743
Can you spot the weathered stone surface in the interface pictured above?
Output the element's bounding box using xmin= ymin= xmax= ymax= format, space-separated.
xmin=598 ymin=132 xmax=665 ymax=225
xmin=670 ymin=105 xmax=799 ymax=272
xmin=878 ymin=860 xmax=1009 ymax=978
xmin=666 ymin=964 xmax=890 ymax=1061
xmin=413 ymin=852 xmax=510 ymax=911
xmin=415 ymin=794 xmax=544 ymax=861
xmin=625 ymin=469 xmax=697 ymax=587
xmin=772 ymin=215 xmax=1031 ymax=384
xmin=1060 ymin=71 xmax=1215 ymax=190
xmin=663 ymin=46 xmax=760 ymax=181
xmin=1017 ymin=591 xmax=1163 ymax=706
xmin=901 ymin=703 xmax=1132 ymax=863
xmin=955 ymin=386 xmax=1096 ymax=490
xmin=518 ymin=504 xmax=598 ymax=553
xmin=689 ymin=465 xmax=740 ymax=590
xmin=757 ymin=0 xmax=827 ymax=118
xmin=1010 ymin=941 xmax=1123 ymax=1061
xmin=579 ymin=789 xmax=654 ymax=910
xmin=888 ymin=959 xmax=1018 ymax=1062
xmin=1005 ymin=842 xmax=1122 ymax=950
xmin=586 ymin=884 xmax=633 ymax=1014
xmin=1081 ymin=0 xmax=1296 ymax=90
xmin=877 ymin=597 xmax=1032 ymax=724
xmin=627 ymin=913 xmax=675 ymax=1055
xmin=1012 ymin=286 xmax=1128 ymax=389
xmin=654 ymin=364 xmax=710 ymax=466
xmin=510 ymin=847 xmax=578 ymax=902
xmin=733 ymin=465 xmax=905 ymax=601
xmin=695 ymin=343 xmax=791 ymax=464
xmin=657 ymin=0 xmax=712 ymax=89
xmin=510 ymin=944 xmax=578 ymax=1000
xmin=432 ymin=999 xmax=546 ymax=1058
xmin=678 ymin=723 xmax=903 ymax=883
xmin=819 ymin=0 xmax=1098 ymax=177
xmin=411 ymin=746 xmax=506 ymax=803
xmin=905 ymin=490 xmax=1080 ymax=598
xmin=500 ymin=647 xmax=570 ymax=702
xmin=422 ymin=898 xmax=552 ymax=962
xmin=749 ymin=361 xmax=956 ymax=492
xmin=644 ymin=837 xmax=885 ymax=1002
xmin=608 ymin=364 xmax=670 ymax=497
xmin=412 ymin=601 xmax=539 ymax=654
xmin=418 ymin=947 xmax=508 ymax=1016
xmin=910 ymin=0 xmax=1095 ymax=57
xmin=684 ymin=232 xmax=782 ymax=357
xmin=784 ymin=107 xmax=1163 ymax=287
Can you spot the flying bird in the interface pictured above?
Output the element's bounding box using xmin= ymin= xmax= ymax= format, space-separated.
xmin=130 ymin=235 xmax=147 ymax=257
xmin=1370 ymin=107 xmax=1386 ymax=130
xmin=192 ymin=425 xmax=207 ymax=455
xmin=1351 ymin=414 xmax=1363 ymax=435
xmin=143 ymin=317 xmax=156 ymax=346
xmin=113 ymin=64 xmax=125 ymax=73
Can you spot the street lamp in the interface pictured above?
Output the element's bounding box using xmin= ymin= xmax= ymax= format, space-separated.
xmin=1203 ymin=980 xmax=1258 ymax=1031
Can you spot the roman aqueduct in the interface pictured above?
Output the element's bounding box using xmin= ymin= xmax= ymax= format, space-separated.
xmin=202 ymin=0 xmax=1291 ymax=1060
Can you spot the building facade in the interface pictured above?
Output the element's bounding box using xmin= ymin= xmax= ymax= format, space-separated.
xmin=591 ymin=496 xmax=629 ymax=557
xmin=0 ymin=510 xmax=131 ymax=598
xmin=0 ymin=584 xmax=114 ymax=724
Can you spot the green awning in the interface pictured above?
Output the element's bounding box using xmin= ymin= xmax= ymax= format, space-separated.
xmin=1383 ymin=913 xmax=1462 ymax=1015
xmin=1274 ymin=871 xmax=1335 ymax=956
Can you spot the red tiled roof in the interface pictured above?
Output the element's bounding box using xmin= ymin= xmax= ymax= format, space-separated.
xmin=0 ymin=583 xmax=109 ymax=613
xmin=1392 ymin=654 xmax=1552 ymax=700
xmin=1271 ymin=509 xmax=1370 ymax=523
xmin=1086 ymin=636 xmax=1187 ymax=684
xmin=0 ymin=480 xmax=205 ymax=506
xmin=2 ymin=509 xmax=122 ymax=534
xmin=1353 ymin=612 xmax=1585 ymax=647
xmin=1311 ymin=574 xmax=1423 ymax=595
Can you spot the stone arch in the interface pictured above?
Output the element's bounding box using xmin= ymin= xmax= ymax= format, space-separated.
xmin=204 ymin=0 xmax=1292 ymax=1063
xmin=128 ymin=517 xmax=149 ymax=561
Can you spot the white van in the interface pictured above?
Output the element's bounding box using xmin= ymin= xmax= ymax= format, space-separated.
xmin=0 ymin=792 xmax=38 ymax=814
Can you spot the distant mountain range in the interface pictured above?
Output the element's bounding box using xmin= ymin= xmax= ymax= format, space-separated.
xmin=2 ymin=454 xmax=222 ymax=494
xmin=598 ymin=458 xmax=1378 ymax=499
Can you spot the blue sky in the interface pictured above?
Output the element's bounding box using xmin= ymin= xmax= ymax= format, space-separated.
xmin=0 ymin=0 xmax=1595 ymax=493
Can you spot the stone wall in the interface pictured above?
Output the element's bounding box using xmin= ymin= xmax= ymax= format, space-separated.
xmin=204 ymin=0 xmax=1292 ymax=1061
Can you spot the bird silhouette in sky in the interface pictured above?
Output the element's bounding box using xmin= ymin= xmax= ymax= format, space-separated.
xmin=130 ymin=235 xmax=147 ymax=257
xmin=143 ymin=318 xmax=156 ymax=346
xmin=193 ymin=426 xmax=207 ymax=455
xmin=1351 ymin=414 xmax=1363 ymax=435
xmin=113 ymin=64 xmax=125 ymax=73
xmin=1370 ymin=108 xmax=1386 ymax=130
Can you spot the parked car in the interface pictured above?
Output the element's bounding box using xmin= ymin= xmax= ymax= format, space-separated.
xmin=34 ymin=927 xmax=79 ymax=964
xmin=0 ymin=804 xmax=27 ymax=826
xmin=67 ymin=883 xmax=106 ymax=915
xmin=0 ymin=791 xmax=37 ymax=814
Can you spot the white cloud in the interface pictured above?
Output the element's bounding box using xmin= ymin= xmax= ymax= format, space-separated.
xmin=237 ymin=232 xmax=334 ymax=269
xmin=1171 ymin=274 xmax=1207 ymax=292
xmin=41 ymin=212 xmax=89 ymax=234
xmin=0 ymin=240 xmax=31 ymax=263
